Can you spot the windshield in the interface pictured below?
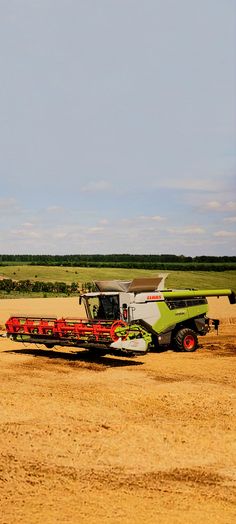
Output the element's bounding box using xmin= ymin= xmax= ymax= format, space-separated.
xmin=90 ymin=295 xmax=120 ymax=320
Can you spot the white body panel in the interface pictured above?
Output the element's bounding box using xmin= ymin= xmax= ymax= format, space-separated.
xmin=129 ymin=301 xmax=160 ymax=326
xmin=110 ymin=338 xmax=147 ymax=353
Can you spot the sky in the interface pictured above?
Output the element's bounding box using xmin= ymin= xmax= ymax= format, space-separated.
xmin=0 ymin=0 xmax=235 ymax=256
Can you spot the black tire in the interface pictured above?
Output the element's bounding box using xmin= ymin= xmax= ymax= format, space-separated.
xmin=151 ymin=334 xmax=159 ymax=352
xmin=174 ymin=328 xmax=198 ymax=352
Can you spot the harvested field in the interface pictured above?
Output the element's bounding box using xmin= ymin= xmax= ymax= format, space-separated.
xmin=0 ymin=297 xmax=235 ymax=524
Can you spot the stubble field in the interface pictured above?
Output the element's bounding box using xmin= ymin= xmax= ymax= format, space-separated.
xmin=0 ymin=296 xmax=235 ymax=523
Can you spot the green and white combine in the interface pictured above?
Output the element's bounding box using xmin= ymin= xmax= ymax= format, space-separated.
xmin=5 ymin=276 xmax=235 ymax=357
xmin=81 ymin=277 xmax=235 ymax=354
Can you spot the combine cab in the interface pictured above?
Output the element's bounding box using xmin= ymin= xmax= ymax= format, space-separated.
xmin=5 ymin=277 xmax=236 ymax=357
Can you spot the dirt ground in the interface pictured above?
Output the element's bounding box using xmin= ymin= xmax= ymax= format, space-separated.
xmin=0 ymin=297 xmax=235 ymax=524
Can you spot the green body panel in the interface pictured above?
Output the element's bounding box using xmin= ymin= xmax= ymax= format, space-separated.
xmin=151 ymin=301 xmax=208 ymax=334
xmin=162 ymin=289 xmax=232 ymax=299
xmin=114 ymin=324 xmax=152 ymax=345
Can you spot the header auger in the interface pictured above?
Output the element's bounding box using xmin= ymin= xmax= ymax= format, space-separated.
xmin=5 ymin=277 xmax=236 ymax=357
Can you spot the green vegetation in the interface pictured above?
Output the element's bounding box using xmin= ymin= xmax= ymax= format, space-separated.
xmin=0 ymin=265 xmax=81 ymax=283
xmin=167 ymin=271 xmax=236 ymax=290
xmin=0 ymin=254 xmax=236 ymax=271
xmin=0 ymin=265 xmax=235 ymax=298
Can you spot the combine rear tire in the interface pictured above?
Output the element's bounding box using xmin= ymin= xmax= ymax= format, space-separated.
xmin=174 ymin=328 xmax=198 ymax=352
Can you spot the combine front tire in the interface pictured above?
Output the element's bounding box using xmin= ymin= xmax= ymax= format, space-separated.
xmin=174 ymin=328 xmax=198 ymax=352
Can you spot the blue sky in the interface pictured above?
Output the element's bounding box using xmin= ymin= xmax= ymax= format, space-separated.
xmin=0 ymin=0 xmax=235 ymax=255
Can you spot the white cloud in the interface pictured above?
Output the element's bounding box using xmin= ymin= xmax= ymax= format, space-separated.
xmin=0 ymin=204 xmax=234 ymax=255
xmin=0 ymin=198 xmax=20 ymax=216
xmin=54 ymin=231 xmax=68 ymax=239
xmin=21 ymin=222 xmax=35 ymax=228
xmin=120 ymin=215 xmax=166 ymax=226
xmin=0 ymin=197 xmax=17 ymax=209
xmin=167 ymin=226 xmax=205 ymax=235
xmin=10 ymin=228 xmax=41 ymax=239
xmin=98 ymin=219 xmax=109 ymax=225
xmin=203 ymin=201 xmax=236 ymax=212
xmin=87 ymin=227 xmax=105 ymax=234
xmin=138 ymin=215 xmax=166 ymax=222
xmin=81 ymin=180 xmax=111 ymax=192
xmin=154 ymin=176 xmax=225 ymax=193
xmin=224 ymin=216 xmax=236 ymax=223
xmin=205 ymin=201 xmax=222 ymax=210
xmin=47 ymin=206 xmax=64 ymax=213
xmin=214 ymin=230 xmax=236 ymax=238
xmin=226 ymin=202 xmax=236 ymax=211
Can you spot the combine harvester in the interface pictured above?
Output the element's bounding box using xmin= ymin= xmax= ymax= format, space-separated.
xmin=5 ymin=277 xmax=235 ymax=357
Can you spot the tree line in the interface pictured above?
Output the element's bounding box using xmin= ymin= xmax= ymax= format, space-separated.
xmin=0 ymin=254 xmax=236 ymax=271
xmin=0 ymin=279 xmax=96 ymax=295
